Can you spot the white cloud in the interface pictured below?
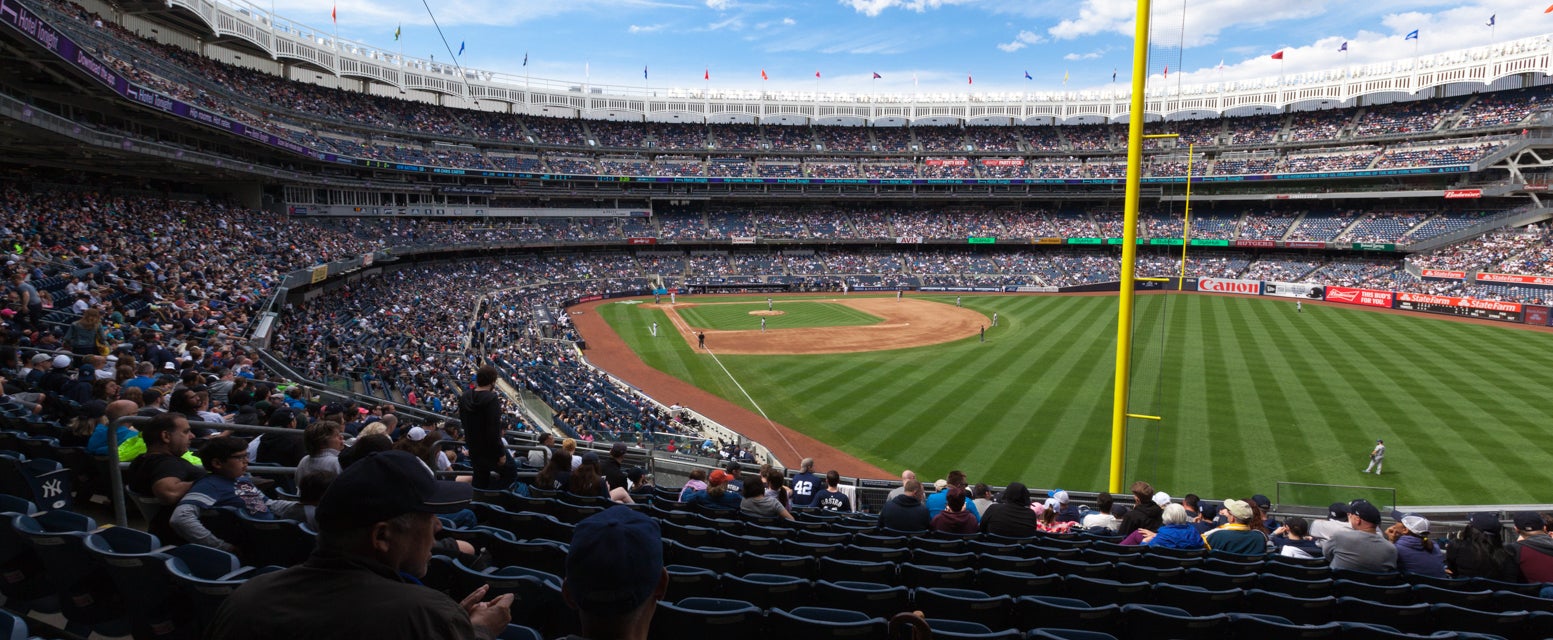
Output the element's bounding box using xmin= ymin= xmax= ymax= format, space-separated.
xmin=1047 ymin=0 xmax=1327 ymax=46
xmin=705 ymin=0 xmax=732 ymax=9
xmin=996 ymin=29 xmax=1044 ymax=53
xmin=782 ymin=17 xmax=796 ymax=24
xmin=627 ymin=23 xmax=665 ymax=32
xmin=706 ymin=16 xmax=744 ymax=30
xmin=840 ymin=0 xmax=976 ymax=18
xmin=1063 ymin=48 xmax=1105 ymax=61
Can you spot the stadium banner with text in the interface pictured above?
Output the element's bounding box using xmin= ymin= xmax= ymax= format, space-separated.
xmin=1190 ymin=239 xmax=1231 ymax=247
xmin=1421 ymin=269 xmax=1466 ymax=280
xmin=1324 ymin=286 xmax=1394 ymax=308
xmin=730 ymin=236 xmax=757 ymax=245
xmin=896 ymin=237 xmax=924 ymax=244
xmin=980 ymin=159 xmax=1025 ymax=167
xmin=1149 ymin=238 xmax=1185 ymax=246
xmin=1105 ymin=238 xmax=1146 ymax=245
xmin=1396 ymin=292 xmax=1523 ymax=322
xmin=919 ymin=286 xmax=1004 ymax=292
xmin=924 ymin=159 xmax=969 ymax=167
xmin=1198 ymin=278 xmax=1262 ymax=295
xmin=967 ymin=237 xmax=996 ymax=244
xmin=1522 ymin=184 xmax=1549 ymax=192
xmin=1033 ymin=238 xmax=1064 ymax=245
xmin=1526 ymin=305 xmax=1551 ymax=326
xmin=626 ymin=237 xmax=658 ymax=245
xmin=1443 ymin=189 xmax=1483 ymax=199
xmin=1351 ymin=243 xmax=1396 ymax=251
xmin=1476 ymin=272 xmax=1553 ymax=287
xmin=1234 ymin=240 xmax=1277 ymax=248
xmin=1010 ymin=285 xmax=1060 ymax=293
xmin=1262 ymin=281 xmax=1325 ymax=299
xmin=1285 ymin=241 xmax=1327 ymax=249
xmin=1066 ymin=238 xmax=1104 ymax=245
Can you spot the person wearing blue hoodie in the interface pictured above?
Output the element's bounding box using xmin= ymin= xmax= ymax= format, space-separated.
xmin=1142 ymin=503 xmax=1205 ymax=550
xmin=1390 ymin=512 xmax=1447 ymax=578
xmin=925 ymin=470 xmax=981 ymax=521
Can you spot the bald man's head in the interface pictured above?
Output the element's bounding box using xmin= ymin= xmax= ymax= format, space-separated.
xmin=105 ymin=400 xmax=139 ymax=422
xmin=902 ymin=470 xmax=916 ymax=482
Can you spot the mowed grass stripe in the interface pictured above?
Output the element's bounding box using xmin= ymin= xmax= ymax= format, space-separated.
xmin=596 ymin=294 xmax=1553 ymax=505
xmin=677 ymin=301 xmax=881 ymax=331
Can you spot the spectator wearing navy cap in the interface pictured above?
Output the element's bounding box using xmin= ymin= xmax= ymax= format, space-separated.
xmin=1505 ymin=511 xmax=1553 ymax=590
xmin=1446 ymin=512 xmax=1519 ymax=581
xmin=206 ymin=450 xmax=512 ymax=640
xmin=1323 ymin=499 xmax=1397 ymax=572
xmin=561 ymin=507 xmax=668 ymax=640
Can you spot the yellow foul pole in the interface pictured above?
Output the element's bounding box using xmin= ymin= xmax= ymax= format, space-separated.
xmin=1178 ymin=142 xmax=1194 ymax=290
xmin=1107 ymin=0 xmax=1154 ymax=494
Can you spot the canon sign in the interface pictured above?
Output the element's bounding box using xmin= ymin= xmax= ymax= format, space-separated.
xmin=1198 ymin=278 xmax=1261 ymax=295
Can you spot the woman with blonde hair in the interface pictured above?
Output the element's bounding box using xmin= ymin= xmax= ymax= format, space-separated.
xmin=64 ymin=307 xmax=107 ymax=355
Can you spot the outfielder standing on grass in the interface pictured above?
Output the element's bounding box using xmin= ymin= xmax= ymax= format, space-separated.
xmin=992 ymin=312 xmax=999 ymax=327
xmin=650 ymin=322 xmax=658 ymax=337
xmin=1298 ymin=301 xmax=1303 ymax=313
xmin=760 ymin=318 xmax=766 ymax=332
xmin=1363 ymin=439 xmax=1385 ymax=475
xmin=980 ymin=326 xmax=985 ymax=343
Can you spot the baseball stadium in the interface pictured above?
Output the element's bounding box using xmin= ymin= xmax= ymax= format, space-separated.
xmin=2 ymin=0 xmax=1553 ymax=636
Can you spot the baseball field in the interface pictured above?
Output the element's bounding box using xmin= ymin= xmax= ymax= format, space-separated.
xmin=589 ymin=293 xmax=1553 ymax=506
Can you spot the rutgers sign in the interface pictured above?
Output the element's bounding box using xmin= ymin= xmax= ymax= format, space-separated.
xmin=1198 ymin=278 xmax=1261 ymax=294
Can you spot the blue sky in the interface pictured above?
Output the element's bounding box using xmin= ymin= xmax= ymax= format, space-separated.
xmin=275 ymin=0 xmax=1551 ymax=94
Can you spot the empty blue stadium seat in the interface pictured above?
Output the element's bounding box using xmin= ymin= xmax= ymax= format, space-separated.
xmin=925 ymin=618 xmax=1022 ymax=639
xmin=720 ymin=572 xmax=812 ymax=611
xmin=765 ymin=606 xmax=886 ymax=638
xmin=1014 ymin=595 xmax=1120 ymax=634
xmin=1119 ymin=603 xmax=1227 ymax=639
xmin=650 ymin=598 xmax=763 ymax=637
xmin=913 ymin=587 xmax=1012 ymax=630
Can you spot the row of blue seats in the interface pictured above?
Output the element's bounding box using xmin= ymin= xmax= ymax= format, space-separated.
xmin=648 ymin=595 xmax=1536 ymax=640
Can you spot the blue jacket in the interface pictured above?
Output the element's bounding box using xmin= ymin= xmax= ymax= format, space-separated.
xmin=925 ymin=490 xmax=982 ymax=521
xmin=1148 ymin=524 xmax=1206 ymax=550
xmin=1395 ymin=534 xmax=1448 ymax=578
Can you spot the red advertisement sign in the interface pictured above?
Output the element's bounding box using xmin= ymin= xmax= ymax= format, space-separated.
xmin=1285 ymin=241 xmax=1327 ymax=249
xmin=1198 ymin=278 xmax=1261 ymax=295
xmin=1234 ymin=240 xmax=1277 ymax=248
xmin=1324 ymin=286 xmax=1394 ymax=308
xmin=1421 ymin=269 xmax=1466 ymax=279
xmin=1523 ymin=184 xmax=1549 ymax=192
xmin=980 ymin=159 xmax=1025 ymax=167
xmin=1443 ymin=189 xmax=1482 ymax=199
xmin=1527 ymin=305 xmax=1551 ymax=326
xmin=626 ymin=237 xmax=658 ymax=245
xmin=1476 ymin=272 xmax=1553 ymax=286
xmin=925 ymin=159 xmax=969 ymax=167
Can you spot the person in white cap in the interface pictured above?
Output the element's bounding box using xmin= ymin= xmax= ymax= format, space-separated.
xmin=1202 ymin=498 xmax=1271 ymax=556
xmin=1389 ymin=512 xmax=1446 ymax=577
xmin=1363 ymin=439 xmax=1385 ymax=474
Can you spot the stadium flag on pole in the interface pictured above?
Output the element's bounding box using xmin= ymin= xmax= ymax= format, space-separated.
xmin=1405 ymin=29 xmax=1418 ymax=40
xmin=522 ymin=52 xmax=527 ymax=66
xmin=644 ymin=65 xmax=648 ymax=79
xmin=1216 ymin=59 xmax=1225 ymax=70
xmin=1112 ymin=68 xmax=1117 ymax=82
xmin=1024 ymin=70 xmax=1032 ymax=79
xmin=968 ymin=73 xmax=972 ymax=84
xmin=873 ymin=72 xmax=881 ymax=79
xmin=458 ymin=41 xmax=465 ymax=56
xmin=1271 ymin=50 xmax=1284 ymax=60
xmin=1063 ymin=69 xmax=1069 ymax=84
xmin=394 ymin=25 xmax=400 ymax=41
xmin=331 ymin=4 xmax=336 ymax=23
xmin=1339 ymin=41 xmax=1347 ymax=52
xmin=761 ymin=69 xmax=767 ymax=80
xmin=1162 ymin=65 xmax=1168 ymax=78
xmin=1486 ymin=14 xmax=1495 ymax=26
xmin=1545 ymin=3 xmax=1553 ymax=13
xmin=816 ymin=70 xmax=821 ymax=78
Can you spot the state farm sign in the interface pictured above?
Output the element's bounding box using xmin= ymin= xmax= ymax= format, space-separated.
xmin=1476 ymin=272 xmax=1553 ymax=287
xmin=1198 ymin=278 xmax=1261 ymax=294
xmin=1420 ymin=269 xmax=1466 ymax=279
xmin=1324 ymin=286 xmax=1394 ymax=308
xmin=1443 ymin=189 xmax=1482 ymax=199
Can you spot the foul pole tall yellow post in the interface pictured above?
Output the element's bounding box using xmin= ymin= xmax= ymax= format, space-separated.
xmin=1179 ymin=142 xmax=1194 ymax=290
xmin=1107 ymin=0 xmax=1155 ymax=494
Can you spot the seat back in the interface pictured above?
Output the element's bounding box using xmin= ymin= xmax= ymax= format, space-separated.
xmin=815 ymin=580 xmax=910 ymax=620
xmin=650 ymin=598 xmax=763 ymax=637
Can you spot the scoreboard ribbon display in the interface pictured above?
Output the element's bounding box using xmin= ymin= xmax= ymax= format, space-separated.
xmin=1395 ymin=292 xmax=1523 ymax=323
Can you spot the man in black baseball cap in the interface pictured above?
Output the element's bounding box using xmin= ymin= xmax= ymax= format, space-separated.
xmin=1321 ymin=498 xmax=1397 ymax=573
xmin=563 ymin=506 xmax=667 ymax=640
xmin=207 ymin=451 xmax=512 ymax=640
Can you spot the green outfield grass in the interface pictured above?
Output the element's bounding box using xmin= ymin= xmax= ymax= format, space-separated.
xmin=597 ymin=294 xmax=1553 ymax=505
xmin=676 ymin=300 xmax=883 ymax=331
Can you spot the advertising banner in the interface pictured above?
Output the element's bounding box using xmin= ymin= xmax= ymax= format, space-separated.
xmin=1351 ymin=243 xmax=1396 ymax=251
xmin=1476 ymin=272 xmax=1553 ymax=287
xmin=981 ymin=159 xmax=1025 ymax=167
xmin=1235 ymin=240 xmax=1277 ymax=248
xmin=896 ymin=237 xmax=924 ymax=244
xmin=1396 ymin=292 xmax=1523 ymax=322
xmin=1526 ymin=305 xmax=1551 ymax=326
xmin=1421 ymin=269 xmax=1466 ymax=280
xmin=730 ymin=236 xmax=757 ymax=245
xmin=1198 ymin=278 xmax=1262 ymax=295
xmin=967 ymin=237 xmax=996 ymax=244
xmin=1149 ymin=238 xmax=1185 ymax=246
xmin=1106 ymin=238 xmax=1146 ymax=245
xmin=1190 ymin=239 xmax=1231 ymax=247
xmin=925 ymin=159 xmax=969 ymax=167
xmin=1523 ymin=184 xmax=1549 ymax=192
xmin=1262 ymin=281 xmax=1325 ymax=299
xmin=626 ymin=237 xmax=658 ymax=245
xmin=1011 ymin=285 xmax=1060 ymax=293
xmin=1285 ymin=241 xmax=1327 ymax=249
xmin=1324 ymin=286 xmax=1394 ymax=308
xmin=1034 ymin=238 xmax=1063 ymax=245
xmin=1066 ymin=238 xmax=1104 ymax=245
xmin=1443 ymin=189 xmax=1483 ymax=199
